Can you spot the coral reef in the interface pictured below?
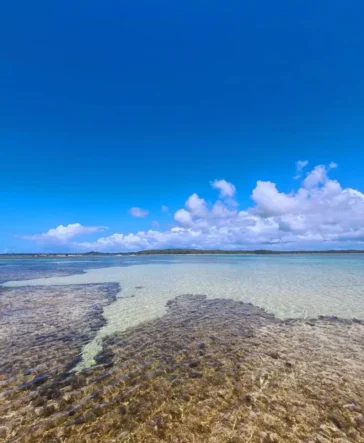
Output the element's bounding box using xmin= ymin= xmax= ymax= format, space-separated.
xmin=1 ymin=293 xmax=364 ymax=442
xmin=0 ymin=283 xmax=118 ymax=441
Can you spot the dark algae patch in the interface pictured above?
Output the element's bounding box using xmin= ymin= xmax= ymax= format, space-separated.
xmin=1 ymin=293 xmax=364 ymax=442
xmin=0 ymin=283 xmax=118 ymax=440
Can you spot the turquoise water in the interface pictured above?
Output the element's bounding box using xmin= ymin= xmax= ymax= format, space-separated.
xmin=2 ymin=254 xmax=364 ymax=368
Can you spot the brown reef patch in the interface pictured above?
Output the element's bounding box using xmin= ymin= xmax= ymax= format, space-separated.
xmin=1 ymin=293 xmax=364 ymax=442
xmin=0 ymin=283 xmax=118 ymax=441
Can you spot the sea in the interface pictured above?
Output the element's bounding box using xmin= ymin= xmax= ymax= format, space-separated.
xmin=1 ymin=254 xmax=364 ymax=442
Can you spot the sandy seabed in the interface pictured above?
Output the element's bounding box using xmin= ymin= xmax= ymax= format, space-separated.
xmin=0 ymin=284 xmax=364 ymax=443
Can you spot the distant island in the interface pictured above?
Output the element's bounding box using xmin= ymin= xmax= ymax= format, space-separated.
xmin=1 ymin=249 xmax=364 ymax=258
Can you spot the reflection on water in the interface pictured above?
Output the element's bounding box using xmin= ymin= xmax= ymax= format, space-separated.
xmin=1 ymin=255 xmax=364 ymax=442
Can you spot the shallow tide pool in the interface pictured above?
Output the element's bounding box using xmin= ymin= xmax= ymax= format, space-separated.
xmin=2 ymin=255 xmax=364 ymax=442
xmin=3 ymin=254 xmax=364 ymax=368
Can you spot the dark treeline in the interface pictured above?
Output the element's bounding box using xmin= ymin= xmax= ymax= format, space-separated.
xmin=1 ymin=249 xmax=364 ymax=258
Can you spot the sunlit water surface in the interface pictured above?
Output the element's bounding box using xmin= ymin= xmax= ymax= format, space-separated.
xmin=2 ymin=254 xmax=364 ymax=368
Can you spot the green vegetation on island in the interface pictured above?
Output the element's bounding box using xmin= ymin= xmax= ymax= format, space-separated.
xmin=1 ymin=249 xmax=364 ymax=259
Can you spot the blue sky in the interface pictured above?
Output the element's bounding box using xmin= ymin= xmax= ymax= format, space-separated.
xmin=1 ymin=1 xmax=364 ymax=252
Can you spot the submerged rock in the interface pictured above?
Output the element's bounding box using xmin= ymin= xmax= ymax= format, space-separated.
xmin=0 ymin=426 xmax=9 ymax=439
xmin=19 ymin=373 xmax=50 ymax=390
xmin=2 ymin=293 xmax=364 ymax=442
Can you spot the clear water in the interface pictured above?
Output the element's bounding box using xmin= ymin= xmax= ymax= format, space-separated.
xmin=2 ymin=254 xmax=364 ymax=368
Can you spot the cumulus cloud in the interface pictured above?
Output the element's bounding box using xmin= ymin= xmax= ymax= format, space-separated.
xmin=161 ymin=205 xmax=169 ymax=213
xmin=174 ymin=209 xmax=194 ymax=228
xmin=211 ymin=179 xmax=236 ymax=197
xmin=129 ymin=207 xmax=149 ymax=218
xmin=20 ymin=223 xmax=107 ymax=244
xmin=22 ymin=162 xmax=364 ymax=252
xmin=251 ymin=181 xmax=298 ymax=216
xmin=185 ymin=193 xmax=208 ymax=217
xmin=211 ymin=201 xmax=237 ymax=218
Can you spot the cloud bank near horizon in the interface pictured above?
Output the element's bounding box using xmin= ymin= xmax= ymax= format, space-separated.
xmin=18 ymin=162 xmax=364 ymax=251
xmin=18 ymin=223 xmax=108 ymax=245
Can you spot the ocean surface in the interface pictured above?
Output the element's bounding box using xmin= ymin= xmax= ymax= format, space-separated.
xmin=2 ymin=254 xmax=364 ymax=442
xmin=2 ymin=254 xmax=364 ymax=368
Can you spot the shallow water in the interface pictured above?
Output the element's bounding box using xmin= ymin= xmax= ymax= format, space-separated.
xmin=4 ymin=254 xmax=364 ymax=368
xmin=1 ymin=254 xmax=364 ymax=442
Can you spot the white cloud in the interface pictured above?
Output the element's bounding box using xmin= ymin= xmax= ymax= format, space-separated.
xmin=22 ymin=162 xmax=364 ymax=252
xmin=174 ymin=209 xmax=194 ymax=228
xmin=211 ymin=179 xmax=236 ymax=197
xmin=294 ymin=159 xmax=309 ymax=179
xmin=20 ymin=223 xmax=107 ymax=244
xmin=185 ymin=193 xmax=208 ymax=217
xmin=296 ymin=160 xmax=309 ymax=170
xmin=152 ymin=220 xmax=160 ymax=228
xmin=211 ymin=201 xmax=237 ymax=218
xmin=129 ymin=207 xmax=149 ymax=218
xmin=161 ymin=205 xmax=169 ymax=213
xmin=251 ymin=181 xmax=297 ymax=216
xmin=302 ymin=165 xmax=328 ymax=188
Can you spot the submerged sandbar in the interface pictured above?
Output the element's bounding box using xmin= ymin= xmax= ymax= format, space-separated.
xmin=4 ymin=261 xmax=364 ymax=368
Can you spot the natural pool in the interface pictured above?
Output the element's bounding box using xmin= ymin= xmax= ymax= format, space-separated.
xmin=1 ymin=255 xmax=364 ymax=442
